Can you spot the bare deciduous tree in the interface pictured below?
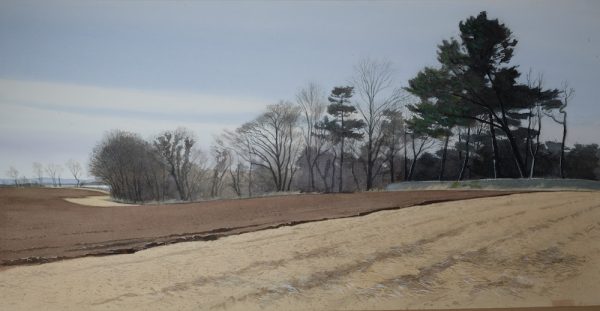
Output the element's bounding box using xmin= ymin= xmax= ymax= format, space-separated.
xmin=32 ymin=162 xmax=44 ymax=185
xmin=45 ymin=163 xmax=62 ymax=187
xmin=352 ymin=58 xmax=405 ymax=189
xmin=296 ymin=82 xmax=327 ymax=192
xmin=66 ymin=159 xmax=83 ymax=187
xmin=210 ymin=146 xmax=232 ymax=198
xmin=239 ymin=101 xmax=301 ymax=192
xmin=154 ymin=128 xmax=196 ymax=200
xmin=90 ymin=130 xmax=167 ymax=202
xmin=219 ymin=128 xmax=256 ymax=196
xmin=7 ymin=166 xmax=19 ymax=186
xmin=229 ymin=162 xmax=245 ymax=197
xmin=187 ymin=149 xmax=209 ymax=201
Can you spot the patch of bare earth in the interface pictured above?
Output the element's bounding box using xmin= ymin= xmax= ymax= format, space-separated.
xmin=0 ymin=187 xmax=514 ymax=265
xmin=65 ymin=195 xmax=138 ymax=207
xmin=0 ymin=191 xmax=599 ymax=310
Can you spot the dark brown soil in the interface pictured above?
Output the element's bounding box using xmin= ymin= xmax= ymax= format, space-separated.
xmin=0 ymin=187 xmax=518 ymax=266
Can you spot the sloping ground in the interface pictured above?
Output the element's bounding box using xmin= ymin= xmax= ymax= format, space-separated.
xmin=386 ymin=178 xmax=600 ymax=191
xmin=0 ymin=191 xmax=598 ymax=310
xmin=0 ymin=188 xmax=515 ymax=265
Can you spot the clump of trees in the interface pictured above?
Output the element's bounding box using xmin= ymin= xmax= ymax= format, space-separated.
xmin=78 ymin=11 xmax=600 ymax=201
xmin=89 ymin=129 xmax=206 ymax=203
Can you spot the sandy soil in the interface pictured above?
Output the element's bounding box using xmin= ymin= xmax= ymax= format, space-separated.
xmin=65 ymin=195 xmax=138 ymax=207
xmin=0 ymin=191 xmax=598 ymax=310
xmin=0 ymin=188 xmax=514 ymax=265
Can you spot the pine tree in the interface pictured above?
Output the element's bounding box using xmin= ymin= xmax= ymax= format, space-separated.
xmin=316 ymin=86 xmax=364 ymax=192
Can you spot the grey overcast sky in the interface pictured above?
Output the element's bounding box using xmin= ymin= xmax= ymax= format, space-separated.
xmin=1 ymin=0 xmax=599 ymax=178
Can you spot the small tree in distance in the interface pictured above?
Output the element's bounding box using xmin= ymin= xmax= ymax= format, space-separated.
xmin=45 ymin=163 xmax=62 ymax=187
xmin=7 ymin=166 xmax=19 ymax=187
xmin=66 ymin=159 xmax=83 ymax=187
xmin=32 ymin=162 xmax=44 ymax=185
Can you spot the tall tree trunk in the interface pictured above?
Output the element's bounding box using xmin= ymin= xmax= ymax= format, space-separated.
xmin=488 ymin=72 xmax=526 ymax=178
xmin=305 ymin=150 xmax=315 ymax=192
xmin=438 ymin=134 xmax=450 ymax=181
xmin=407 ymin=134 xmax=417 ymax=181
xmin=403 ymin=130 xmax=408 ymax=181
xmin=339 ymin=138 xmax=344 ymax=192
xmin=458 ymin=130 xmax=463 ymax=163
xmin=502 ymin=124 xmax=527 ymax=178
xmin=351 ymin=160 xmax=361 ymax=191
xmin=529 ymin=109 xmax=542 ymax=178
xmin=330 ymin=150 xmax=337 ymax=192
xmin=458 ymin=127 xmax=471 ymax=181
xmin=525 ymin=108 xmax=533 ymax=171
xmin=489 ymin=114 xmax=500 ymax=178
xmin=560 ymin=112 xmax=567 ymax=179
xmin=247 ymin=163 xmax=253 ymax=197
xmin=316 ymin=158 xmax=331 ymax=193
xmin=366 ymin=138 xmax=373 ymax=190
xmin=389 ymin=154 xmax=395 ymax=183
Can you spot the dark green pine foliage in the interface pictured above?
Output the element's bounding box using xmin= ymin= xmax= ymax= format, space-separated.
xmin=406 ymin=66 xmax=478 ymax=180
xmin=406 ymin=11 xmax=561 ymax=178
xmin=315 ymin=86 xmax=365 ymax=192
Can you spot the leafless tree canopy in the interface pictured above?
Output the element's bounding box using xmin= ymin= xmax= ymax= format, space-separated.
xmin=45 ymin=163 xmax=63 ymax=187
xmin=352 ymin=58 xmax=407 ymax=190
xmin=296 ymin=83 xmax=327 ymax=192
xmin=7 ymin=166 xmax=19 ymax=186
xmin=154 ymin=128 xmax=196 ymax=200
xmin=237 ymin=101 xmax=302 ymax=191
xmin=32 ymin=162 xmax=44 ymax=185
xmin=209 ymin=145 xmax=232 ymax=198
xmin=66 ymin=159 xmax=83 ymax=187
xmin=90 ymin=130 xmax=161 ymax=202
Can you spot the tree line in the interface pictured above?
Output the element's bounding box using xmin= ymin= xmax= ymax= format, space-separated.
xmin=15 ymin=11 xmax=598 ymax=202
xmin=5 ymin=160 xmax=84 ymax=188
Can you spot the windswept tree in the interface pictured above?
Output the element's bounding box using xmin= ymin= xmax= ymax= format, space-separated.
xmin=352 ymin=58 xmax=405 ymax=189
xmin=239 ymin=101 xmax=301 ymax=192
xmin=66 ymin=159 xmax=83 ymax=187
xmin=407 ymin=11 xmax=561 ymax=178
xmin=545 ymin=82 xmax=574 ymax=178
xmin=316 ymin=86 xmax=365 ymax=192
xmin=154 ymin=128 xmax=196 ymax=200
